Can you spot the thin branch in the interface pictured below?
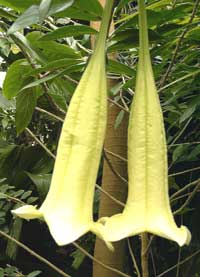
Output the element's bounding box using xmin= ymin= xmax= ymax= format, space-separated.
xmin=73 ymin=242 xmax=131 ymax=277
xmin=141 ymin=233 xmax=149 ymax=277
xmin=96 ymin=184 xmax=125 ymax=207
xmin=168 ymin=141 xmax=200 ymax=147
xmin=157 ymin=249 xmax=200 ymax=276
xmin=103 ymin=150 xmax=128 ymax=184
xmin=176 ymin=240 xmax=182 ymax=277
xmin=35 ymin=107 xmax=64 ymax=122
xmin=173 ymin=183 xmax=200 ymax=215
xmin=159 ymin=0 xmax=200 ymax=87
xmin=171 ymin=191 xmax=199 ymax=203
xmin=108 ymin=98 xmax=130 ymax=113
xmin=104 ymin=147 xmax=127 ymax=162
xmin=0 ymin=193 xmax=25 ymax=205
xmin=170 ymin=179 xmax=199 ymax=200
xmin=150 ymin=248 xmax=157 ymax=277
xmin=169 ymin=167 xmax=200 ymax=177
xmin=0 ymin=230 xmax=71 ymax=277
xmin=158 ymin=70 xmax=200 ymax=93
xmin=168 ymin=118 xmax=192 ymax=151
xmin=127 ymin=238 xmax=141 ymax=277
xmin=120 ymin=89 xmax=130 ymax=112
xmin=25 ymin=128 xmax=56 ymax=159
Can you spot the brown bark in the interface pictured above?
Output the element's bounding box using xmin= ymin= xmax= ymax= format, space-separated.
xmin=91 ymin=1 xmax=128 ymax=276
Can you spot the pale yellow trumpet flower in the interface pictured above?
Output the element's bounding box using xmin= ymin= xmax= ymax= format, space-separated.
xmin=12 ymin=0 xmax=114 ymax=248
xmin=100 ymin=0 xmax=191 ymax=246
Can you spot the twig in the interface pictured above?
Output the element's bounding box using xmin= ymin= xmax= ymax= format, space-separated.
xmin=168 ymin=118 xmax=192 ymax=151
xmin=0 ymin=193 xmax=25 ymax=205
xmin=168 ymin=141 xmax=200 ymax=147
xmin=25 ymin=128 xmax=56 ymax=159
xmin=96 ymin=184 xmax=125 ymax=207
xmin=159 ymin=0 xmax=200 ymax=87
xmin=170 ymin=179 xmax=199 ymax=199
xmin=35 ymin=107 xmax=64 ymax=122
xmin=173 ymin=183 xmax=200 ymax=215
xmin=73 ymin=242 xmax=131 ymax=277
xmin=127 ymin=238 xmax=141 ymax=277
xmin=120 ymin=89 xmax=130 ymax=112
xmin=157 ymin=249 xmax=200 ymax=276
xmin=0 ymin=230 xmax=71 ymax=277
xmin=158 ymin=70 xmax=200 ymax=93
xmin=141 ymin=233 xmax=149 ymax=277
xmin=104 ymin=147 xmax=127 ymax=162
xmin=150 ymin=248 xmax=157 ymax=277
xmin=103 ymin=150 xmax=128 ymax=184
xmin=108 ymin=98 xmax=130 ymax=113
xmin=176 ymin=239 xmax=182 ymax=277
xmin=169 ymin=167 xmax=200 ymax=177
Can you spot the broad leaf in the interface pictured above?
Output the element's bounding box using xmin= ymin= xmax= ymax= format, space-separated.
xmin=3 ymin=59 xmax=32 ymax=99
xmin=16 ymin=88 xmax=38 ymax=134
xmin=40 ymin=25 xmax=97 ymax=41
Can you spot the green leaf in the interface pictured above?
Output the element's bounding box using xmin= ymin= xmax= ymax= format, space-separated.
xmin=116 ymin=0 xmax=171 ymax=24
xmin=116 ymin=0 xmax=131 ymax=11
xmin=107 ymin=59 xmax=135 ymax=76
xmin=172 ymin=145 xmax=185 ymax=162
xmin=0 ymin=7 xmax=17 ymax=20
xmin=114 ymin=110 xmax=125 ymax=129
xmin=27 ymin=58 xmax=84 ymax=76
xmin=16 ymin=88 xmax=38 ymax=134
xmin=54 ymin=0 xmax=102 ymax=21
xmin=0 ymin=193 xmax=7 ymax=199
xmin=26 ymin=31 xmax=81 ymax=60
xmin=21 ymin=62 xmax=83 ymax=91
xmin=27 ymin=271 xmax=42 ymax=277
xmin=7 ymin=5 xmax=39 ymax=34
xmin=26 ymin=172 xmax=51 ymax=201
xmin=7 ymin=1 xmax=75 ymax=34
xmin=0 ymin=37 xmax=10 ymax=57
xmin=39 ymin=0 xmax=52 ymax=21
xmin=3 ymin=59 xmax=32 ymax=99
xmin=0 ymin=91 xmax=15 ymax=110
xmin=179 ymin=105 xmax=196 ymax=123
xmin=71 ymin=249 xmax=86 ymax=270
xmin=0 ymin=0 xmax=40 ymax=11
xmin=40 ymin=25 xmax=97 ymax=41
xmin=6 ymin=218 xmax=23 ymax=260
xmin=48 ymin=0 xmax=74 ymax=14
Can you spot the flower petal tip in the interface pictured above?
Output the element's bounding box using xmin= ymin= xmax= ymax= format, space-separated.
xmin=90 ymin=221 xmax=114 ymax=251
xmin=11 ymin=205 xmax=42 ymax=220
xmin=179 ymin=225 xmax=191 ymax=247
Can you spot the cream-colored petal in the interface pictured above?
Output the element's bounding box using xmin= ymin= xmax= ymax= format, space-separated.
xmin=11 ymin=1 xmax=114 ymax=248
xmin=11 ymin=205 xmax=43 ymax=220
xmin=100 ymin=0 xmax=191 ymax=247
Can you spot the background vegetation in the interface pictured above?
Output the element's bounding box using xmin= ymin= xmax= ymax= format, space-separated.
xmin=0 ymin=0 xmax=200 ymax=276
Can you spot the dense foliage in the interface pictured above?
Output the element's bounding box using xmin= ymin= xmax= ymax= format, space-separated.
xmin=0 ymin=0 xmax=200 ymax=276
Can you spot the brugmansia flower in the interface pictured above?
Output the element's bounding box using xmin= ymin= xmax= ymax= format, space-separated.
xmin=12 ymin=0 xmax=114 ymax=248
xmin=100 ymin=0 xmax=191 ymax=246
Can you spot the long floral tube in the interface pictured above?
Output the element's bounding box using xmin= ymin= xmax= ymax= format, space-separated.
xmin=100 ymin=0 xmax=191 ymax=247
xmin=12 ymin=0 xmax=114 ymax=249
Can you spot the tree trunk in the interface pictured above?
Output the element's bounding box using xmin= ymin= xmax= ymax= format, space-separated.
xmin=91 ymin=2 xmax=128 ymax=276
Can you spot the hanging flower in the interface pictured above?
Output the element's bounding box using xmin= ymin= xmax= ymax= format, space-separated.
xmin=100 ymin=0 xmax=191 ymax=247
xmin=12 ymin=0 xmax=114 ymax=249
